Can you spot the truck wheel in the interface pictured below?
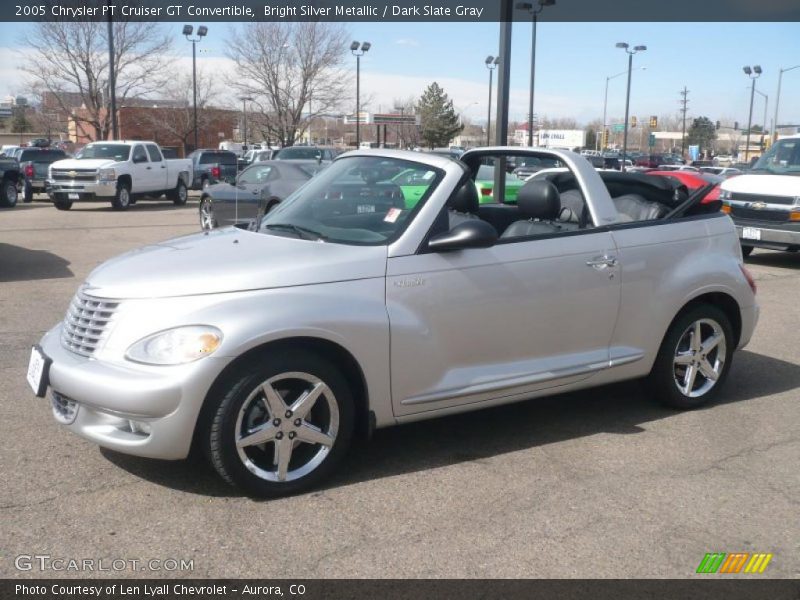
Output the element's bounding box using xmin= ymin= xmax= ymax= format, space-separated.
xmin=204 ymin=350 xmax=355 ymax=497
xmin=171 ymin=179 xmax=188 ymax=206
xmin=199 ymin=197 xmax=217 ymax=230
xmin=111 ymin=182 xmax=131 ymax=210
xmin=648 ymin=303 xmax=734 ymax=410
xmin=23 ymin=181 xmax=34 ymax=203
xmin=201 ymin=177 xmax=210 ymax=190
xmin=54 ymin=199 xmax=72 ymax=210
xmin=0 ymin=178 xmax=18 ymax=208
xmin=741 ymin=245 xmax=753 ymax=258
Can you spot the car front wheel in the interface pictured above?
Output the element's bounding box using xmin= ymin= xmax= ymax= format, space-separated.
xmin=649 ymin=303 xmax=734 ymax=409
xmin=112 ymin=182 xmax=131 ymax=210
xmin=205 ymin=350 xmax=354 ymax=497
xmin=0 ymin=178 xmax=18 ymax=208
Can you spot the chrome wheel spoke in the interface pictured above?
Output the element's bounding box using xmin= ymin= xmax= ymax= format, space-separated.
xmin=262 ymin=383 xmax=287 ymax=418
xmin=290 ymin=382 xmax=327 ymax=420
xmin=296 ymin=423 xmax=334 ymax=447
xmin=682 ymin=364 xmax=698 ymax=395
xmin=701 ymin=332 xmax=723 ymax=354
xmin=674 ymin=352 xmax=694 ymax=365
xmin=698 ymin=359 xmax=719 ymax=381
xmin=691 ymin=322 xmax=703 ymax=352
xmin=237 ymin=423 xmax=277 ymax=448
xmin=274 ymin=437 xmax=294 ymax=481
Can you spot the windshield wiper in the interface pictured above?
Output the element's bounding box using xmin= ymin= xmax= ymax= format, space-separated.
xmin=265 ymin=223 xmax=327 ymax=241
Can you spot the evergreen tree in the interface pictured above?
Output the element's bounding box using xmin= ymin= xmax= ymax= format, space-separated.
xmin=687 ymin=116 xmax=717 ymax=154
xmin=416 ymin=82 xmax=463 ymax=149
xmin=11 ymin=106 xmax=32 ymax=134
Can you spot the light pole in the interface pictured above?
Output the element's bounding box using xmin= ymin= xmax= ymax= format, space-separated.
xmin=602 ymin=67 xmax=645 ymax=151
xmin=743 ymin=65 xmax=762 ymax=162
xmin=106 ymin=2 xmax=118 ymax=139
xmin=350 ymin=41 xmax=371 ymax=147
xmin=485 ymin=56 xmax=499 ymax=146
xmin=615 ymin=42 xmax=646 ymax=171
xmin=516 ymin=0 xmax=555 ymax=146
xmin=754 ymin=88 xmax=768 ymax=154
xmin=239 ymin=96 xmax=253 ymax=148
xmin=183 ymin=24 xmax=208 ymax=152
xmin=774 ymin=64 xmax=800 ymax=142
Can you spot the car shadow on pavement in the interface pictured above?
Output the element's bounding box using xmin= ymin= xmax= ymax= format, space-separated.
xmin=99 ymin=349 xmax=800 ymax=499
xmin=745 ymin=251 xmax=800 ymax=269
xmin=0 ymin=243 xmax=73 ymax=282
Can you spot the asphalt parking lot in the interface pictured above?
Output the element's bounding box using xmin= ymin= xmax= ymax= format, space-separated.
xmin=1 ymin=197 xmax=798 ymax=579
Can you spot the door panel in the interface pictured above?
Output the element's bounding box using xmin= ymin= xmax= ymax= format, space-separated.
xmin=386 ymin=231 xmax=620 ymax=416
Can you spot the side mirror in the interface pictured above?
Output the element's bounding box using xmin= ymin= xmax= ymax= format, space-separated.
xmin=428 ymin=220 xmax=497 ymax=252
xmin=224 ymin=176 xmax=237 ymax=185
xmin=133 ymin=155 xmax=147 ymax=164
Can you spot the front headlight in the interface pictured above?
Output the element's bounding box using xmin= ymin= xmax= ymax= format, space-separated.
xmin=719 ymin=189 xmax=732 ymax=200
xmin=98 ymin=168 xmax=116 ymax=182
xmin=126 ymin=325 xmax=223 ymax=365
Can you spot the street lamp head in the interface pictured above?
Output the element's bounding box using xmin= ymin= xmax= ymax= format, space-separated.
xmin=494 ymin=56 xmax=501 ymax=65
xmin=633 ymin=45 xmax=647 ymax=52
xmin=616 ymin=42 xmax=629 ymax=49
xmin=743 ymin=66 xmax=752 ymax=75
xmin=197 ymin=26 xmax=208 ymax=37
xmin=350 ymin=41 xmax=360 ymax=52
xmin=753 ymin=65 xmax=762 ymax=75
xmin=182 ymin=25 xmax=193 ymax=36
xmin=515 ymin=2 xmax=534 ymax=9
xmin=485 ymin=55 xmax=494 ymax=65
xmin=361 ymin=42 xmax=371 ymax=52
xmin=539 ymin=0 xmax=556 ymax=6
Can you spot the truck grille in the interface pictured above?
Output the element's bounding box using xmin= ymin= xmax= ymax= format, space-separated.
xmin=51 ymin=168 xmax=98 ymax=182
xmin=61 ymin=289 xmax=120 ymax=357
xmin=729 ymin=192 xmax=797 ymax=206
xmin=730 ymin=207 xmax=790 ymax=223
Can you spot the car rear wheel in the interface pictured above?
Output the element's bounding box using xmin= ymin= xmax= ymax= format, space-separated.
xmin=205 ymin=350 xmax=355 ymax=497
xmin=0 ymin=178 xmax=18 ymax=208
xmin=170 ymin=179 xmax=189 ymax=205
xmin=53 ymin=198 xmax=72 ymax=210
xmin=648 ymin=303 xmax=734 ymax=409
xmin=111 ymin=182 xmax=131 ymax=210
xmin=199 ymin=197 xmax=217 ymax=230
xmin=23 ymin=181 xmax=33 ymax=203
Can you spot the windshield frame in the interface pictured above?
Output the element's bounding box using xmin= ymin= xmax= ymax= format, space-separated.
xmin=259 ymin=155 xmax=445 ymax=246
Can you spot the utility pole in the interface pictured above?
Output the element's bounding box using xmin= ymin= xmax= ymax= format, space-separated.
xmin=679 ymin=87 xmax=689 ymax=159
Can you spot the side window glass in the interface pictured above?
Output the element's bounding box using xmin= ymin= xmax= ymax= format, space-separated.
xmin=146 ymin=144 xmax=162 ymax=162
xmin=132 ymin=145 xmax=148 ymax=163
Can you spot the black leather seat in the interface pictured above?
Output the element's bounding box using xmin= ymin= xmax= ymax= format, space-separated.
xmin=612 ymin=194 xmax=668 ymax=222
xmin=501 ymin=180 xmax=576 ymax=238
xmin=447 ymin=180 xmax=482 ymax=229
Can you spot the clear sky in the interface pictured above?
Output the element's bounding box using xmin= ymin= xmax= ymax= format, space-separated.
xmin=1 ymin=20 xmax=798 ymax=130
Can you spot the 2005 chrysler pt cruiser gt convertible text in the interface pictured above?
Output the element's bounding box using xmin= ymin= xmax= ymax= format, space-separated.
xmin=27 ymin=148 xmax=759 ymax=497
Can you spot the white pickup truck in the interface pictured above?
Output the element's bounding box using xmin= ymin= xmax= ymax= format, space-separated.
xmin=47 ymin=141 xmax=192 ymax=211
xmin=719 ymin=134 xmax=800 ymax=256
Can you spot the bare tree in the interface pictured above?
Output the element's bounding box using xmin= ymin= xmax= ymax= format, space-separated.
xmin=226 ymin=22 xmax=351 ymax=147
xmin=20 ymin=18 xmax=172 ymax=141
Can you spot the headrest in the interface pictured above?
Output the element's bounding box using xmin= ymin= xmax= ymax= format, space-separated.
xmin=448 ymin=180 xmax=479 ymax=214
xmin=517 ymin=179 xmax=561 ymax=220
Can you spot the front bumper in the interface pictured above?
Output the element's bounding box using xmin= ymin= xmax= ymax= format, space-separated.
xmin=38 ymin=324 xmax=230 ymax=460
xmin=736 ymin=223 xmax=800 ymax=250
xmin=46 ymin=179 xmax=117 ymax=199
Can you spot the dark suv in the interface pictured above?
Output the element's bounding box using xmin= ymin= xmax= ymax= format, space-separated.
xmin=188 ymin=150 xmax=239 ymax=190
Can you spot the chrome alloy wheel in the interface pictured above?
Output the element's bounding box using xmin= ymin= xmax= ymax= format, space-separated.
xmin=672 ymin=318 xmax=727 ymax=398
xmin=119 ymin=187 xmax=130 ymax=207
xmin=200 ymin=200 xmax=215 ymax=230
xmin=235 ymin=371 xmax=339 ymax=482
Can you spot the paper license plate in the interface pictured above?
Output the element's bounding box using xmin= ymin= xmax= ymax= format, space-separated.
xmin=27 ymin=345 xmax=51 ymax=397
xmin=742 ymin=227 xmax=761 ymax=241
xmin=68 ymin=193 xmax=80 ymax=200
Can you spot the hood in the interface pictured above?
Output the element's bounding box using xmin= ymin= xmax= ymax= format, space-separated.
xmin=85 ymin=228 xmax=388 ymax=299
xmin=50 ymin=158 xmax=117 ymax=170
xmin=721 ymin=173 xmax=800 ymax=197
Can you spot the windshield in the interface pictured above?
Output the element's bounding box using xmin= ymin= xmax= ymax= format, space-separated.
xmin=751 ymin=139 xmax=800 ymax=175
xmin=75 ymin=144 xmax=130 ymax=161
xmin=276 ymin=147 xmax=323 ymax=160
xmin=259 ymin=156 xmax=442 ymax=245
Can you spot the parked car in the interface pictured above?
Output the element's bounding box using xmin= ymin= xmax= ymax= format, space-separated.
xmin=29 ymin=147 xmax=758 ymax=496
xmin=16 ymin=147 xmax=68 ymax=202
xmin=645 ymin=170 xmax=724 ymax=205
xmin=199 ymin=160 xmax=325 ymax=230
xmin=699 ymin=166 xmax=742 ymax=178
xmin=0 ymin=155 xmax=20 ymax=207
xmin=273 ymin=146 xmax=336 ymax=162
xmin=1 ymin=145 xmax=21 ymax=158
xmin=46 ymin=141 xmax=192 ymax=210
xmin=188 ymin=150 xmax=239 ymax=190
xmin=719 ymin=134 xmax=800 ymax=256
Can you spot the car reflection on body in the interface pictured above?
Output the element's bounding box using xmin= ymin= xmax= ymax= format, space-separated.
xmin=199 ymin=160 xmax=326 ymax=230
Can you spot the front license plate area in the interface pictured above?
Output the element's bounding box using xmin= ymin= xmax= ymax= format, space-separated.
xmin=68 ymin=193 xmax=80 ymax=200
xmin=742 ymin=227 xmax=761 ymax=241
xmin=27 ymin=345 xmax=51 ymax=397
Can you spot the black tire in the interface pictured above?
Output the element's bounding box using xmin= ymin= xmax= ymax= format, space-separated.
xmin=23 ymin=181 xmax=33 ymax=203
xmin=111 ymin=181 xmax=132 ymax=210
xmin=201 ymin=177 xmax=210 ymax=191
xmin=204 ymin=350 xmax=355 ymax=497
xmin=741 ymin=245 xmax=754 ymax=258
xmin=0 ymin=178 xmax=18 ymax=208
xmin=199 ymin=197 xmax=217 ymax=230
xmin=170 ymin=179 xmax=189 ymax=205
xmin=648 ymin=303 xmax=734 ymax=409
xmin=54 ymin=198 xmax=73 ymax=210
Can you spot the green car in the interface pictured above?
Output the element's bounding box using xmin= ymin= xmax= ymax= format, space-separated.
xmin=392 ymin=168 xmax=438 ymax=208
xmin=474 ymin=164 xmax=526 ymax=203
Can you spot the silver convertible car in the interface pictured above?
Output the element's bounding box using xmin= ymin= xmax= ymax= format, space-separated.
xmin=28 ymin=148 xmax=759 ymax=497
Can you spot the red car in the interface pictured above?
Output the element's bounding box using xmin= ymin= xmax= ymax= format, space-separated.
xmin=645 ymin=170 xmax=726 ymax=204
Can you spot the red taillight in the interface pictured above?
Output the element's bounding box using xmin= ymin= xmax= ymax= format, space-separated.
xmin=480 ymin=187 xmax=493 ymax=196
xmin=24 ymin=164 xmax=34 ymax=177
xmin=211 ymin=166 xmax=221 ymax=179
xmin=739 ymin=264 xmax=757 ymax=295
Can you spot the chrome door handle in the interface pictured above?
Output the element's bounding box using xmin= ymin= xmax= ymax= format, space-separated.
xmin=586 ymin=255 xmax=618 ymax=269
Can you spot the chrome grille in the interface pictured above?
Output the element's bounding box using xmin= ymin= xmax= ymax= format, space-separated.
xmin=51 ymin=168 xmax=98 ymax=182
xmin=60 ymin=289 xmax=120 ymax=357
xmin=730 ymin=192 xmax=797 ymax=206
